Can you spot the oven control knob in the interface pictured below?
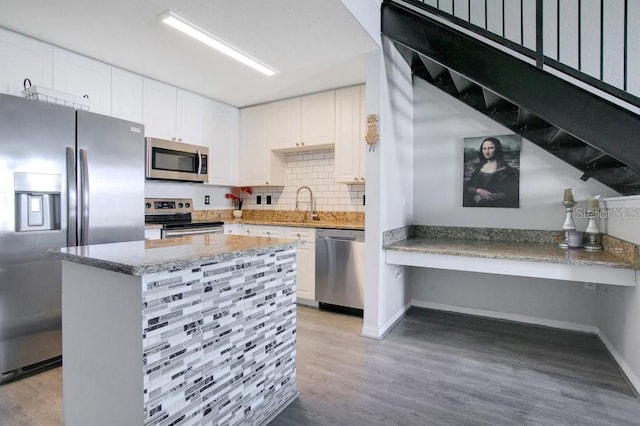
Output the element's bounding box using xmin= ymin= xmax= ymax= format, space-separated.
xmin=145 ymin=202 xmax=151 ymax=209
xmin=185 ymin=203 xmax=191 ymax=208
xmin=178 ymin=203 xmax=184 ymax=208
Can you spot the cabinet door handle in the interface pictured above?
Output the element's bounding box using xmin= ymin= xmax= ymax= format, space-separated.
xmin=172 ymin=137 xmax=176 ymax=141
xmin=265 ymin=181 xmax=269 ymax=185
xmin=296 ymin=143 xmax=299 ymax=146
xmin=178 ymin=137 xmax=182 ymax=142
xmin=301 ymin=142 xmax=305 ymax=146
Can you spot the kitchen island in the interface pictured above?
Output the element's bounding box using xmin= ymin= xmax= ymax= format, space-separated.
xmin=51 ymin=234 xmax=300 ymax=426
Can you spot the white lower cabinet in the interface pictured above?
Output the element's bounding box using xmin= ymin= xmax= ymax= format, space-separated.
xmin=144 ymin=227 xmax=161 ymax=240
xmin=284 ymin=227 xmax=316 ymax=303
xmin=223 ymin=224 xmax=242 ymax=235
xmin=255 ymin=225 xmax=284 ymax=237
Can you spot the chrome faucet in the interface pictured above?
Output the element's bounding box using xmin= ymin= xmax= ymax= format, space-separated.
xmin=295 ymin=186 xmax=315 ymax=220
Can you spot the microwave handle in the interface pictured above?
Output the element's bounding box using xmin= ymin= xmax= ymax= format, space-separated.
xmin=196 ymin=149 xmax=202 ymax=176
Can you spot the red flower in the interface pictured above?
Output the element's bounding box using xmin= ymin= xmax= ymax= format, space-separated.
xmin=224 ymin=187 xmax=252 ymax=210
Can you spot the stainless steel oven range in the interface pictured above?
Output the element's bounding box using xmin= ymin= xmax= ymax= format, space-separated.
xmin=145 ymin=198 xmax=223 ymax=238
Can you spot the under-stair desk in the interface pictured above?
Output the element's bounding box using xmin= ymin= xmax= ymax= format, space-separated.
xmin=384 ymin=226 xmax=638 ymax=287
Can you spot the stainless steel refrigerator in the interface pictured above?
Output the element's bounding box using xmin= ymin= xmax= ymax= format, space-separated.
xmin=0 ymin=93 xmax=145 ymax=382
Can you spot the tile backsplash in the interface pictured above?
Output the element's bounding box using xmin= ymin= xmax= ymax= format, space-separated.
xmin=242 ymin=148 xmax=365 ymax=212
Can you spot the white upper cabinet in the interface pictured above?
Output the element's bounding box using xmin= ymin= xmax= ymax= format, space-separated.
xmin=176 ymin=89 xmax=206 ymax=146
xmin=270 ymin=97 xmax=301 ymax=150
xmin=53 ymin=49 xmax=112 ymax=115
xmin=207 ymin=100 xmax=239 ymax=186
xmin=143 ymin=79 xmax=210 ymax=146
xmin=239 ymin=105 xmax=284 ymax=187
xmin=335 ymin=85 xmax=366 ymax=184
xmin=111 ymin=68 xmax=143 ymax=123
xmin=239 ymin=105 xmax=271 ymax=186
xmin=142 ymin=79 xmax=178 ymax=141
xmin=300 ymin=90 xmax=335 ymax=146
xmin=0 ymin=28 xmax=53 ymax=96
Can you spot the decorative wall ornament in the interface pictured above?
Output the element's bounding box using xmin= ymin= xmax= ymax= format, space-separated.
xmin=365 ymin=114 xmax=379 ymax=152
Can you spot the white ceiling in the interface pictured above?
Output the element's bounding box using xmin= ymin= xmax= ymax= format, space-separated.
xmin=0 ymin=0 xmax=378 ymax=107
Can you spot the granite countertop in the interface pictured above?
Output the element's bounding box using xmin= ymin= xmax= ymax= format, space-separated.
xmin=383 ymin=226 xmax=638 ymax=270
xmin=226 ymin=218 xmax=364 ymax=230
xmin=385 ymin=237 xmax=634 ymax=269
xmin=51 ymin=234 xmax=300 ymax=276
xmin=144 ymin=224 xmax=163 ymax=229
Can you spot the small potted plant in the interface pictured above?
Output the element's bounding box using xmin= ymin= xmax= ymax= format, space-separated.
xmin=225 ymin=186 xmax=252 ymax=218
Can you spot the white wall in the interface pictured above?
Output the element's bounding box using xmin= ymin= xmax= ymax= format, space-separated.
xmin=362 ymin=37 xmax=414 ymax=338
xmin=412 ymin=269 xmax=601 ymax=331
xmin=410 ymin=78 xmax=618 ymax=326
xmin=598 ymin=196 xmax=640 ymax=391
xmin=413 ymin=79 xmax=617 ymax=230
xmin=411 ymin=76 xmax=640 ymax=389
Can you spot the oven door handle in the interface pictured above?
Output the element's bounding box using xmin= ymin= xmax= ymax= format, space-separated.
xmin=163 ymin=227 xmax=223 ymax=238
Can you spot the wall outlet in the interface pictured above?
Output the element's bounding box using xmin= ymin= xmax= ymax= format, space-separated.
xmin=584 ymin=282 xmax=597 ymax=291
xmin=256 ymin=195 xmax=262 ymax=205
xmin=204 ymin=195 xmax=210 ymax=205
xmin=266 ymin=195 xmax=272 ymax=205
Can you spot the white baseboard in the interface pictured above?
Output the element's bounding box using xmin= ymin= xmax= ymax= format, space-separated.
xmin=361 ymin=325 xmax=382 ymax=340
xmin=411 ymin=300 xmax=640 ymax=396
xmin=361 ymin=302 xmax=412 ymax=339
xmin=411 ymin=300 xmax=599 ymax=334
xmin=597 ymin=330 xmax=640 ymax=396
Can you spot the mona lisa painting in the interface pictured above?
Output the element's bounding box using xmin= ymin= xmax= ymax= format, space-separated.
xmin=463 ymin=134 xmax=521 ymax=208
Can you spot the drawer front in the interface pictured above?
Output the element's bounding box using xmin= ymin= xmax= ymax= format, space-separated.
xmin=284 ymin=227 xmax=316 ymax=242
xmin=223 ymin=224 xmax=242 ymax=234
xmin=144 ymin=227 xmax=162 ymax=240
xmin=255 ymin=225 xmax=284 ymax=237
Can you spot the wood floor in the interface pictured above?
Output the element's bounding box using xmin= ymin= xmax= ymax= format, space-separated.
xmin=1 ymin=307 xmax=639 ymax=425
xmin=272 ymin=307 xmax=640 ymax=426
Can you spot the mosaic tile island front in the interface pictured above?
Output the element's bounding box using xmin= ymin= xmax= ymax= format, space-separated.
xmin=52 ymin=234 xmax=301 ymax=426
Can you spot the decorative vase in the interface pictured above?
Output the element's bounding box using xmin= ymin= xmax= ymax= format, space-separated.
xmin=233 ymin=209 xmax=243 ymax=218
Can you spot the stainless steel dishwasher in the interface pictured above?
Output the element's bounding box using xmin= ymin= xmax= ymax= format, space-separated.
xmin=315 ymin=228 xmax=365 ymax=310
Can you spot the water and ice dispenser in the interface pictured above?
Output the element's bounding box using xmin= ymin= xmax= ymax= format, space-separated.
xmin=14 ymin=172 xmax=61 ymax=232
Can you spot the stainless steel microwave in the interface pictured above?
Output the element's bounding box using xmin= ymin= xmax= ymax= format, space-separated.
xmin=145 ymin=137 xmax=209 ymax=183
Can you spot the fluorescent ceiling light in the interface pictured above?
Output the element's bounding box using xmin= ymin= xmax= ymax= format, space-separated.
xmin=160 ymin=10 xmax=279 ymax=77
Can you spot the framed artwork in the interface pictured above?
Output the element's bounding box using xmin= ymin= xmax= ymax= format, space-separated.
xmin=463 ymin=134 xmax=521 ymax=208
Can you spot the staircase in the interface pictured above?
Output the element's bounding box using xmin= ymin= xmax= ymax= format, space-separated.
xmin=381 ymin=1 xmax=640 ymax=195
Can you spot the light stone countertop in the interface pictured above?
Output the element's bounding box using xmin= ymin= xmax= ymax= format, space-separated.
xmin=226 ymin=219 xmax=364 ymax=230
xmin=385 ymin=237 xmax=635 ymax=269
xmin=51 ymin=234 xmax=300 ymax=276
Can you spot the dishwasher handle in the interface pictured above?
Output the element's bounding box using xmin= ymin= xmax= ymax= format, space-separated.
xmin=318 ymin=236 xmax=359 ymax=242
xmin=316 ymin=229 xmax=364 ymax=242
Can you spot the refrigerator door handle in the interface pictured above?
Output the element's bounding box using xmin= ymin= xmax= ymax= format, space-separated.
xmin=66 ymin=147 xmax=77 ymax=247
xmin=79 ymin=148 xmax=90 ymax=245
